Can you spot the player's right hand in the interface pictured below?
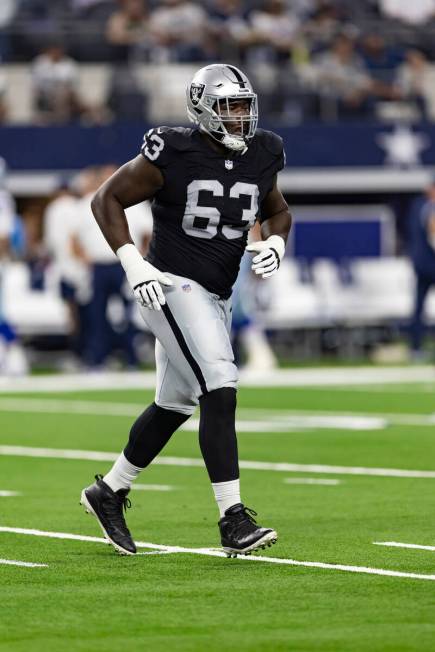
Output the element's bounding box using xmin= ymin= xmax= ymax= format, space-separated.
xmin=132 ymin=270 xmax=172 ymax=311
xmin=117 ymin=243 xmax=172 ymax=311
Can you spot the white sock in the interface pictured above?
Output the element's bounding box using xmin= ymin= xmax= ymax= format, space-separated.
xmin=103 ymin=452 xmax=143 ymax=492
xmin=212 ymin=479 xmax=241 ymax=518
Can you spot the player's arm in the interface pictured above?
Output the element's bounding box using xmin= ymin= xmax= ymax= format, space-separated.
xmin=91 ymin=155 xmax=161 ymax=252
xmin=91 ymin=155 xmax=172 ymax=310
xmin=246 ymin=177 xmax=292 ymax=278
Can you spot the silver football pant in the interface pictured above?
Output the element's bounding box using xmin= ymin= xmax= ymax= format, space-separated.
xmin=139 ymin=273 xmax=237 ymax=415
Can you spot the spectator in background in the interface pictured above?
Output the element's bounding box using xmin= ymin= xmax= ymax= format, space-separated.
xmin=0 ymin=157 xmax=28 ymax=375
xmin=105 ymin=0 xmax=150 ymax=62
xmin=207 ymin=0 xmax=251 ymax=62
xmin=396 ymin=49 xmax=434 ymax=120
xmin=20 ymin=201 xmax=48 ymax=290
xmin=360 ymin=33 xmax=402 ymax=102
xmin=70 ymin=165 xmax=151 ymax=368
xmin=302 ymin=0 xmax=343 ymax=54
xmin=106 ymin=65 xmax=148 ymax=120
xmin=12 ymin=0 xmax=72 ymax=61
xmin=246 ymin=0 xmax=300 ymax=64
xmin=31 ymin=43 xmax=84 ymax=124
xmin=148 ymin=0 xmax=208 ymax=62
xmin=0 ymin=0 xmax=19 ymax=61
xmin=43 ymin=179 xmax=89 ymax=364
xmin=378 ymin=0 xmax=435 ymax=25
xmin=407 ymin=178 xmax=435 ymax=359
xmin=313 ymin=33 xmax=372 ymax=119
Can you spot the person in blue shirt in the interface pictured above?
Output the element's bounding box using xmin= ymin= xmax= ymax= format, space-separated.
xmin=407 ymin=178 xmax=435 ymax=357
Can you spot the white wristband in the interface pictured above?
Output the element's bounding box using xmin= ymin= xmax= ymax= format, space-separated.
xmin=116 ymin=243 xmax=148 ymax=289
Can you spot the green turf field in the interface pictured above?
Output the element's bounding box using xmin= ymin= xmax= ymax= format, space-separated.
xmin=1 ymin=378 xmax=435 ymax=651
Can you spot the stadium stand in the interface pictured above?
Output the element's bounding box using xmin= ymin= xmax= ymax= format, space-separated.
xmin=3 ymin=0 xmax=435 ymax=369
xmin=2 ymin=0 xmax=435 ymax=124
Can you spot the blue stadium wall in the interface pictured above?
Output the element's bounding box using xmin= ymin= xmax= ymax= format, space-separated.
xmin=2 ymin=122 xmax=435 ymax=170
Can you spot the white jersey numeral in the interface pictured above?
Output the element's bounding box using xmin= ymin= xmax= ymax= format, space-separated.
xmin=143 ymin=130 xmax=165 ymax=161
xmin=222 ymin=182 xmax=259 ymax=239
xmin=182 ymin=180 xmax=259 ymax=240
xmin=182 ymin=180 xmax=223 ymax=239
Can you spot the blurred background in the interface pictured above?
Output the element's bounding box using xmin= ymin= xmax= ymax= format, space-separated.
xmin=1 ymin=0 xmax=435 ymax=375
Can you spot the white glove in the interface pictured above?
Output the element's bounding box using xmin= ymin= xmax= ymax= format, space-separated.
xmin=117 ymin=243 xmax=172 ymax=310
xmin=245 ymin=235 xmax=286 ymax=278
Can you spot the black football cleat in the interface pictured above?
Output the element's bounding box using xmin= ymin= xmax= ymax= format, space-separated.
xmin=219 ymin=503 xmax=278 ymax=557
xmin=80 ymin=474 xmax=136 ymax=555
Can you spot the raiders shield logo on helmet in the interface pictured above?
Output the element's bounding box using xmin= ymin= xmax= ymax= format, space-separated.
xmin=190 ymin=83 xmax=205 ymax=106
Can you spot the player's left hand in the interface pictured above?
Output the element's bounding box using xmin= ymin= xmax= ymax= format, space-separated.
xmin=245 ymin=235 xmax=286 ymax=278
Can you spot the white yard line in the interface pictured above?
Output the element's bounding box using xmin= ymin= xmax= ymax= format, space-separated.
xmin=373 ymin=541 xmax=435 ymax=552
xmin=1 ymin=526 xmax=434 ymax=581
xmin=0 ymin=558 xmax=47 ymax=568
xmin=317 ymin=384 xmax=435 ymax=394
xmin=0 ymin=366 xmax=433 ymax=394
xmin=131 ymin=484 xmax=175 ymax=491
xmin=1 ymin=445 xmax=435 ymax=479
xmin=238 ymin=367 xmax=435 ymax=387
xmin=0 ymin=491 xmax=21 ymax=497
xmin=0 ymin=398 xmax=388 ymax=431
xmin=0 ymin=446 xmax=119 ymax=463
xmin=1 ymin=397 xmax=435 ymax=430
xmin=136 ymin=550 xmax=177 ymax=556
xmin=284 ymin=478 xmax=342 ymax=486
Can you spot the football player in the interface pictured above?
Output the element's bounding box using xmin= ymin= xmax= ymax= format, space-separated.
xmin=80 ymin=64 xmax=292 ymax=557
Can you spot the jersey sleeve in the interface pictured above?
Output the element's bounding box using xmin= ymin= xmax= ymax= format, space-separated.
xmin=274 ymin=144 xmax=286 ymax=176
xmin=257 ymin=131 xmax=286 ymax=224
xmin=262 ymin=130 xmax=286 ymax=177
xmin=140 ymin=127 xmax=172 ymax=169
xmin=140 ymin=126 xmax=193 ymax=173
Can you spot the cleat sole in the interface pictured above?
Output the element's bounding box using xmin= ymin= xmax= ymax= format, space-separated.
xmin=222 ymin=529 xmax=278 ymax=557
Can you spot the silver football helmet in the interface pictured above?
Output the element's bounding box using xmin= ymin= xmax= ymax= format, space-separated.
xmin=186 ymin=64 xmax=258 ymax=152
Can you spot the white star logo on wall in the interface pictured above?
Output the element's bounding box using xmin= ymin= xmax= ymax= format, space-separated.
xmin=376 ymin=125 xmax=430 ymax=168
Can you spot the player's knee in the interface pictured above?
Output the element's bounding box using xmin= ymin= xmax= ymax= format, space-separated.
xmin=129 ymin=402 xmax=191 ymax=443
xmin=199 ymin=386 xmax=237 ymax=416
xmin=154 ymin=398 xmax=196 ymax=416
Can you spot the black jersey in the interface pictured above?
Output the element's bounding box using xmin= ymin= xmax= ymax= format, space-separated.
xmin=141 ymin=126 xmax=285 ymax=299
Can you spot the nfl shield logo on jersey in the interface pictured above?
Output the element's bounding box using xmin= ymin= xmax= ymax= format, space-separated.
xmin=182 ymin=283 xmax=192 ymax=293
xmin=225 ymin=160 xmax=234 ymax=170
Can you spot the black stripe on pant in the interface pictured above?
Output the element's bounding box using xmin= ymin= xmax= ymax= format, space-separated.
xmin=161 ymin=303 xmax=208 ymax=396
